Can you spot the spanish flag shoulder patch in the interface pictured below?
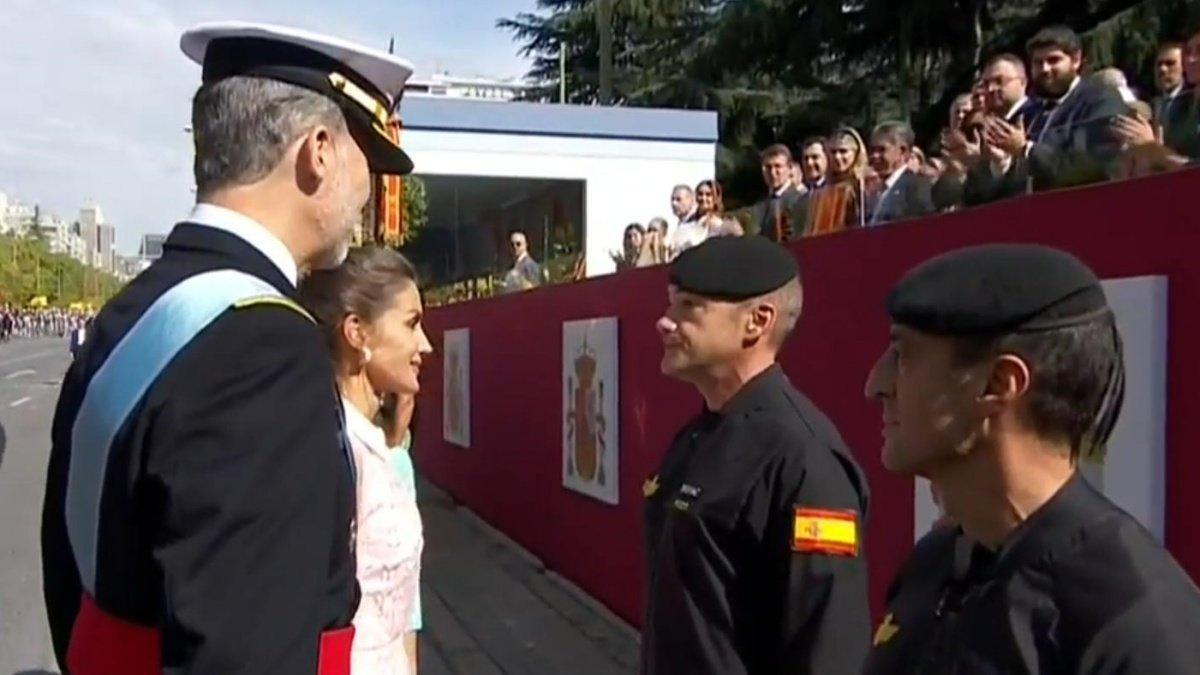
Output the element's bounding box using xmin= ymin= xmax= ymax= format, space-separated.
xmin=792 ymin=507 xmax=859 ymax=557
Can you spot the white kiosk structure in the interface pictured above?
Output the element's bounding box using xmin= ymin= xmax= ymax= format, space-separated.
xmin=399 ymin=97 xmax=718 ymax=281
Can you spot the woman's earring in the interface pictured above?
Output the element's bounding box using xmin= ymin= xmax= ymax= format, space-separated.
xmin=362 ymin=347 xmax=373 ymax=364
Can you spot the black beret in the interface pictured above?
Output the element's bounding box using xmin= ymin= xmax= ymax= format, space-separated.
xmin=887 ymin=244 xmax=1109 ymax=335
xmin=669 ymin=236 xmax=799 ymax=301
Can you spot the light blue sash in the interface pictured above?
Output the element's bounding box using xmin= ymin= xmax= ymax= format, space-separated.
xmin=66 ymin=269 xmax=282 ymax=593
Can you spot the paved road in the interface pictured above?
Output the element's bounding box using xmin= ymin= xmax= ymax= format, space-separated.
xmin=0 ymin=338 xmax=71 ymax=675
xmin=0 ymin=337 xmax=638 ymax=674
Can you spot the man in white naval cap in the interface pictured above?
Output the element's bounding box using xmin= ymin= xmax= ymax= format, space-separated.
xmin=41 ymin=22 xmax=414 ymax=675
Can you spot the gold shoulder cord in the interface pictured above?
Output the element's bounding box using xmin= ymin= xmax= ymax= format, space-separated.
xmin=233 ymin=295 xmax=316 ymax=324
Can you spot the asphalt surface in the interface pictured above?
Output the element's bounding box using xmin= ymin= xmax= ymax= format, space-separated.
xmin=0 ymin=338 xmax=71 ymax=675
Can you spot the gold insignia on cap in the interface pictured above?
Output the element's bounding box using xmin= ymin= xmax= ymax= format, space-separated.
xmin=328 ymin=71 xmax=401 ymax=147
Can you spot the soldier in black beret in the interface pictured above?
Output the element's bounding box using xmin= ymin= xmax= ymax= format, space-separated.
xmin=863 ymin=243 xmax=1200 ymax=673
xmin=640 ymin=236 xmax=871 ymax=675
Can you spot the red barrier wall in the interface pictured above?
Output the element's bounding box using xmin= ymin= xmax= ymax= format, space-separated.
xmin=414 ymin=168 xmax=1200 ymax=627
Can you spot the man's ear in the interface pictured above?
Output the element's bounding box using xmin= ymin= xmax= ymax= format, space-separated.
xmin=978 ymin=353 xmax=1031 ymax=416
xmin=745 ymin=301 xmax=777 ymax=342
xmin=294 ymin=125 xmax=336 ymax=196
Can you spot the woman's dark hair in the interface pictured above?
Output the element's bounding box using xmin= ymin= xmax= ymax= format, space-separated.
xmin=624 ymin=223 xmax=645 ymax=241
xmin=297 ymin=246 xmax=418 ymax=352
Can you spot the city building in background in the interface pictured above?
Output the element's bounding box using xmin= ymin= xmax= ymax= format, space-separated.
xmin=115 ymin=255 xmax=145 ymax=281
xmin=34 ymin=211 xmax=87 ymax=263
xmin=78 ymin=202 xmax=117 ymax=274
xmin=0 ymin=190 xmax=36 ymax=235
xmin=405 ymin=73 xmax=530 ymax=101
xmin=130 ymin=233 xmax=167 ymax=275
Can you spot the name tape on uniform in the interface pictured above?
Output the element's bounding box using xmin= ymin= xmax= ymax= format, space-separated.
xmin=792 ymin=507 xmax=859 ymax=557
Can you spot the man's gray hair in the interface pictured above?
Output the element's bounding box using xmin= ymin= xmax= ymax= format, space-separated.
xmin=192 ymin=76 xmax=348 ymax=197
xmin=871 ymin=121 xmax=916 ymax=150
xmin=745 ymin=278 xmax=803 ymax=346
xmin=672 ymin=184 xmax=694 ymax=196
xmin=1092 ymin=67 xmax=1128 ymax=90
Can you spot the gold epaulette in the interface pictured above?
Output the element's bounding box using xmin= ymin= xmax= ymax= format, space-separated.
xmin=232 ymin=295 xmax=316 ymax=323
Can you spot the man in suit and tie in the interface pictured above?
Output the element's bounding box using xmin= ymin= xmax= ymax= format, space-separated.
xmin=1151 ymin=41 xmax=1194 ymax=154
xmin=984 ymin=54 xmax=1039 ymax=127
xmin=983 ymin=26 xmax=1127 ymax=191
xmin=797 ymin=137 xmax=830 ymax=194
xmin=959 ymin=54 xmax=1041 ymax=205
xmin=746 ymin=144 xmax=803 ymax=242
xmin=865 ymin=121 xmax=934 ymax=226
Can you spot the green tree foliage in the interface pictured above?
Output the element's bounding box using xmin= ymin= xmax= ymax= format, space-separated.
xmin=403 ymin=175 xmax=429 ymax=244
xmin=0 ymin=236 xmax=122 ymax=307
xmin=502 ymin=0 xmax=1195 ymax=206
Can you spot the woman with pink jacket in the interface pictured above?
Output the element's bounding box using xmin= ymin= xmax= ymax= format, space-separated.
xmin=300 ymin=247 xmax=432 ymax=674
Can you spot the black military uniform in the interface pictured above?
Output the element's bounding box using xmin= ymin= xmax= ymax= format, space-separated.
xmin=863 ymin=244 xmax=1200 ymax=674
xmin=40 ymin=23 xmax=417 ymax=675
xmin=641 ymin=237 xmax=871 ymax=675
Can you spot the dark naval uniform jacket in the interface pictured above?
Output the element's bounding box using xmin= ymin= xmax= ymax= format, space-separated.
xmin=41 ymin=206 xmax=358 ymax=674
xmin=641 ymin=365 xmax=871 ymax=675
xmin=864 ymin=473 xmax=1200 ymax=674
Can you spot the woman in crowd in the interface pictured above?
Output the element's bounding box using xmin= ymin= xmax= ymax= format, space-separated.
xmin=694 ymin=179 xmax=743 ymax=237
xmin=612 ymin=223 xmax=645 ymax=270
xmin=640 ymin=217 xmax=671 ymax=266
xmin=949 ymin=93 xmax=975 ymax=132
xmin=801 ymin=126 xmax=876 ymax=235
xmin=299 ymin=247 xmax=433 ymax=675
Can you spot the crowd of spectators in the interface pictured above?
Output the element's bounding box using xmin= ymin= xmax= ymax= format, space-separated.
xmin=614 ymin=23 xmax=1200 ymax=267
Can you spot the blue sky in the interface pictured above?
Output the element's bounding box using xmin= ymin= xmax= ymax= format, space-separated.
xmin=0 ymin=0 xmax=538 ymax=253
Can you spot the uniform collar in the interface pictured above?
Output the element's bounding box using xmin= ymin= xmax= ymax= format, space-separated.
xmin=186 ymin=203 xmax=299 ymax=287
xmin=976 ymin=472 xmax=1105 ymax=580
xmin=712 ymin=363 xmax=786 ymax=417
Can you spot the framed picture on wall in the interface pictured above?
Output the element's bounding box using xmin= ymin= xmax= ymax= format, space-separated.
xmin=562 ymin=317 xmax=619 ymax=505
xmin=442 ymin=328 xmax=471 ymax=448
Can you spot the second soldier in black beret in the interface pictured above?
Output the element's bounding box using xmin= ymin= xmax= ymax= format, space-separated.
xmin=863 ymin=243 xmax=1200 ymax=673
xmin=640 ymin=236 xmax=871 ymax=675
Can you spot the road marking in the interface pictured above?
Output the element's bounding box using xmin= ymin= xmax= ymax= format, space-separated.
xmin=10 ymin=396 xmax=31 ymax=408
xmin=0 ymin=347 xmax=62 ymax=368
xmin=5 ymin=369 xmax=35 ymax=380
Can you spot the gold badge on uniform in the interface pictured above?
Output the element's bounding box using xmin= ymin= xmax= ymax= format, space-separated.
xmin=643 ymin=475 xmax=660 ymax=498
xmin=791 ymin=507 xmax=859 ymax=556
xmin=873 ymin=612 xmax=899 ymax=646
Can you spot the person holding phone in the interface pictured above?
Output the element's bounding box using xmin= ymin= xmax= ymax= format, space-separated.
xmin=300 ymin=247 xmax=433 ymax=675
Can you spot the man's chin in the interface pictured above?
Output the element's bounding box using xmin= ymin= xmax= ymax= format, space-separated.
xmin=1036 ymin=80 xmax=1070 ymax=98
xmin=660 ymin=355 xmax=690 ymax=379
xmin=881 ymin=444 xmax=919 ymax=475
xmin=313 ymin=240 xmax=351 ymax=270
